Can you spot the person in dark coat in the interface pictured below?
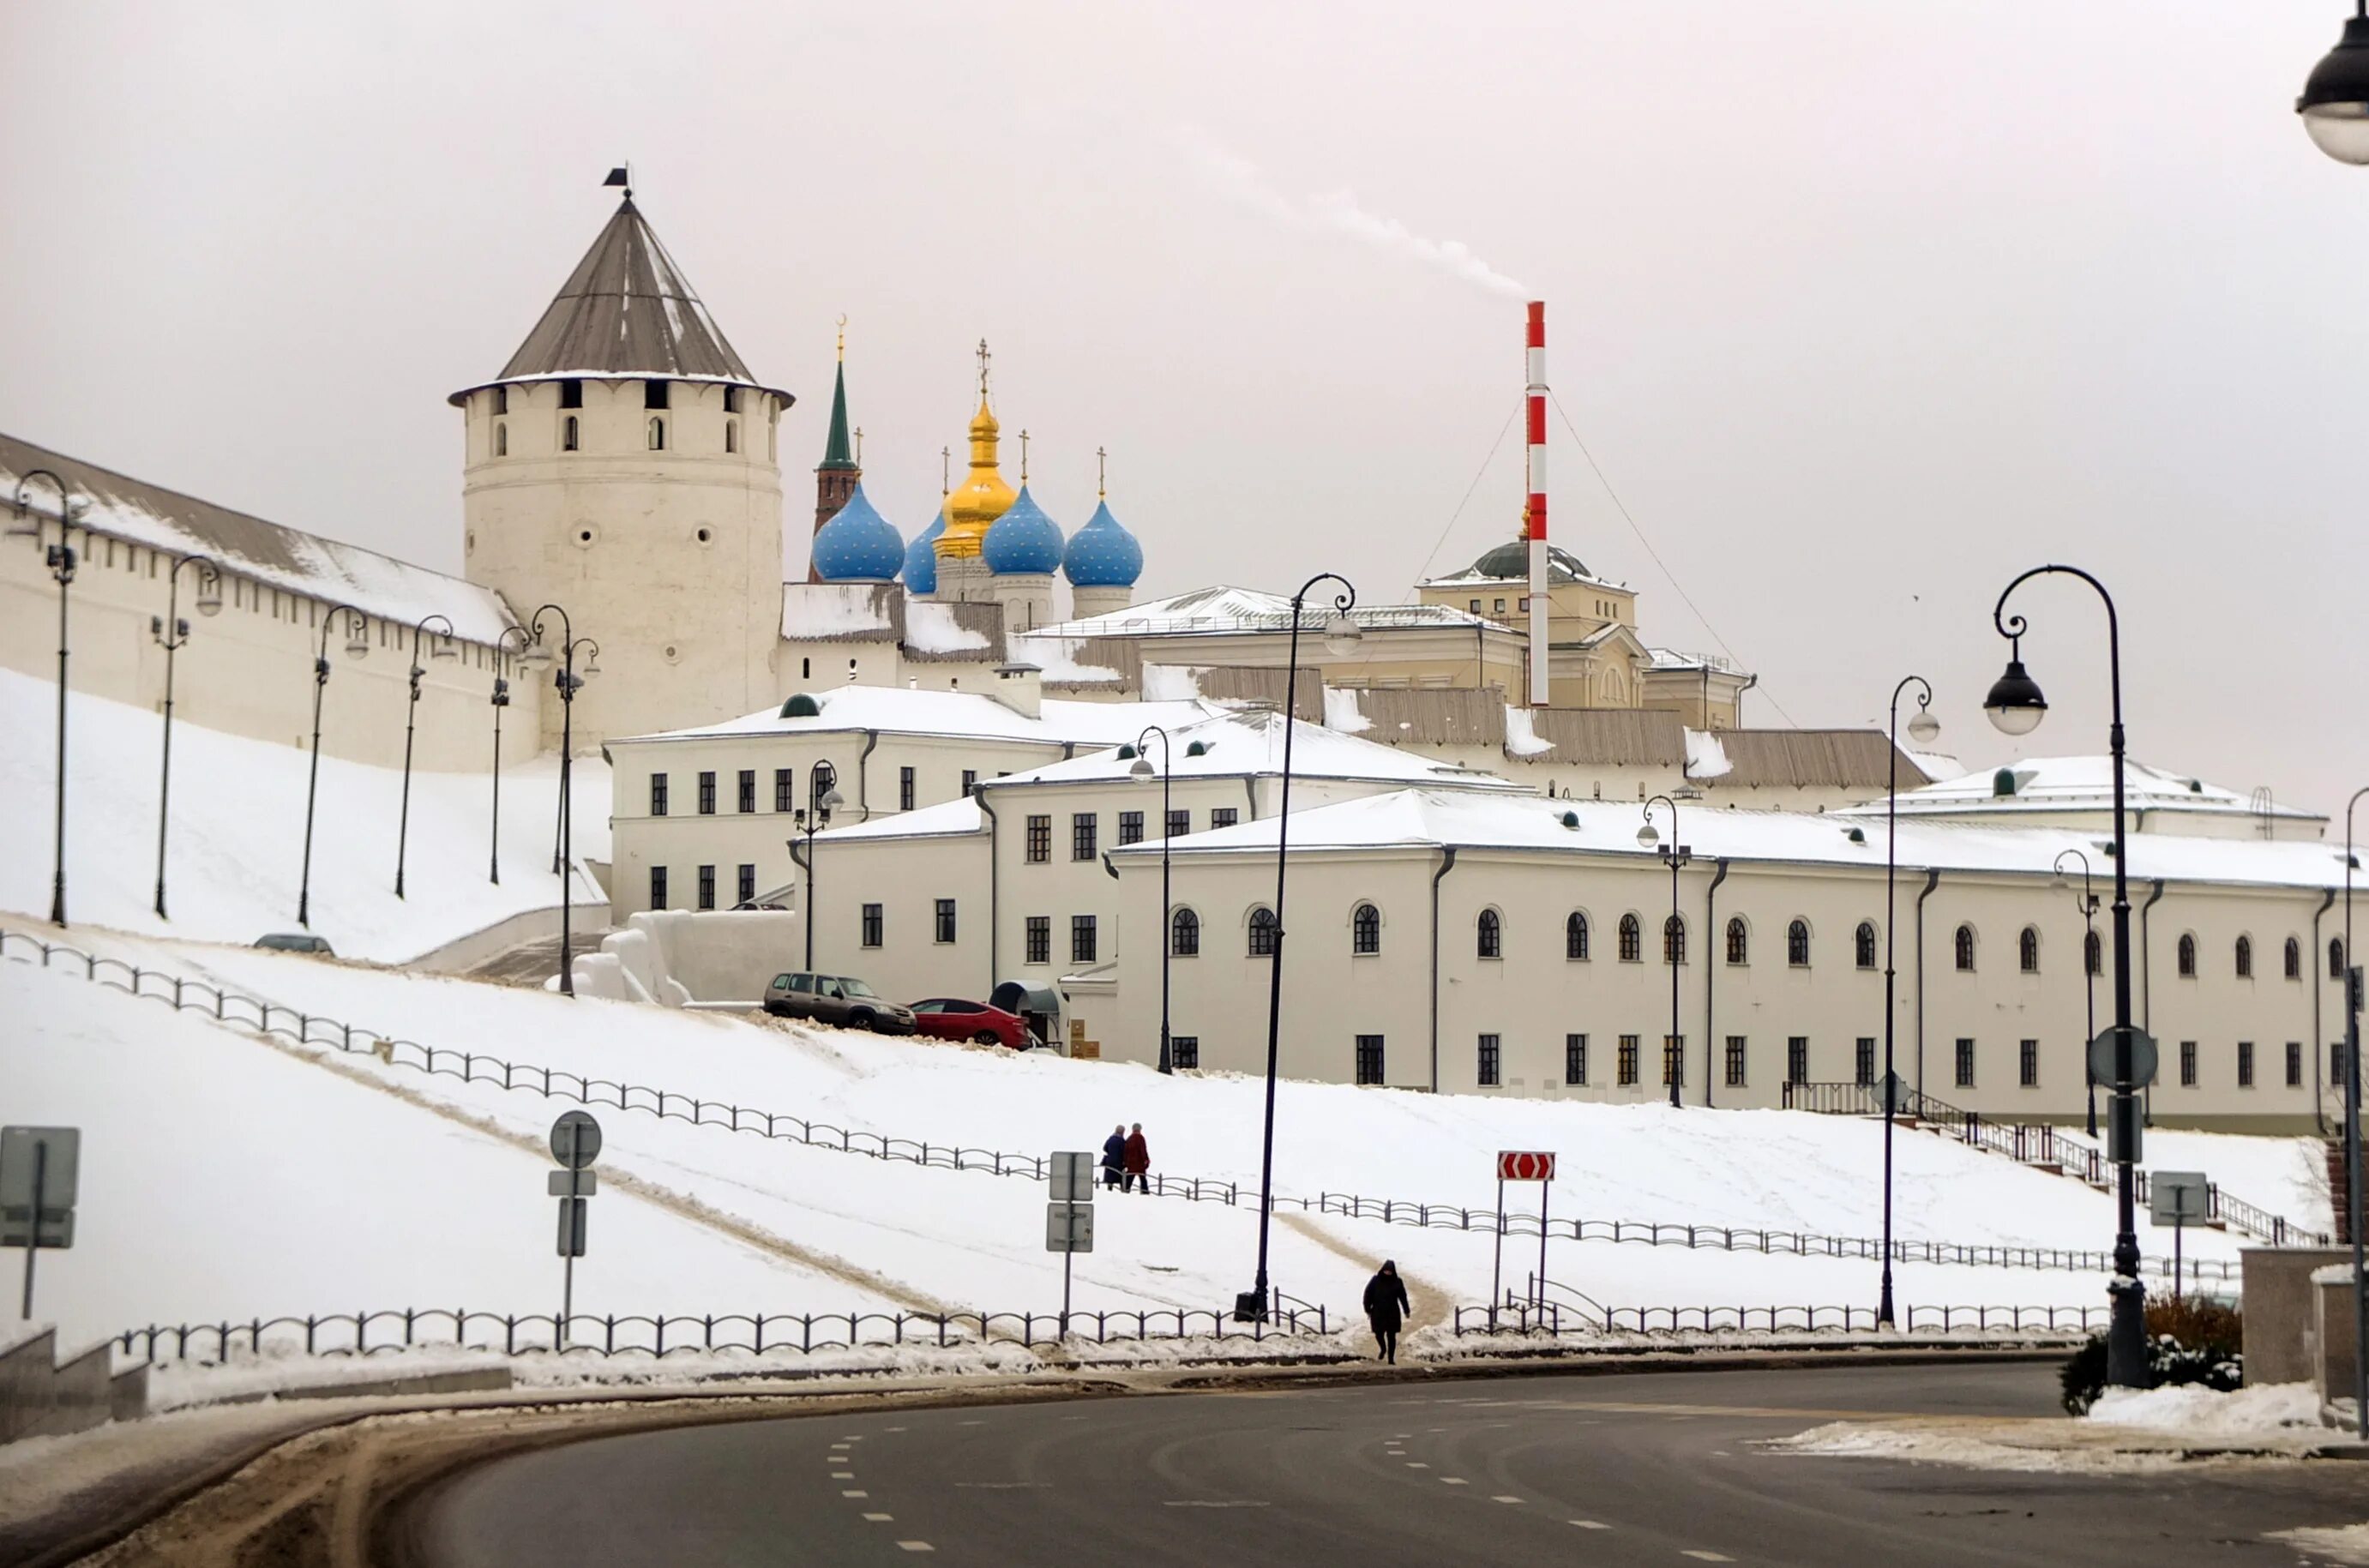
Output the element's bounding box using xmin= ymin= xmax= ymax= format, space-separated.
xmin=1363 ymin=1260 xmax=1411 ymax=1363
xmin=1122 ymin=1123 xmax=1150 ymax=1193
xmin=1100 ymin=1125 xmax=1127 ymax=1190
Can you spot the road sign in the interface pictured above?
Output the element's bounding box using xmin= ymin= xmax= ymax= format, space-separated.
xmin=550 ymin=1111 xmax=602 ymax=1169
xmin=3 ymin=1126 xmax=80 ymax=1321
xmin=2150 ymin=1171 xmax=2211 ymax=1227
xmin=1045 ymin=1200 xmax=1095 ymax=1253
xmin=1048 ymin=1150 xmax=1095 ymax=1203
xmin=1497 ymin=1150 xmax=1556 ymax=1182
xmin=547 ymin=1169 xmax=599 ymax=1198
xmin=2086 ymin=1028 xmax=2159 ymax=1090
xmin=1878 ymin=1071 xmax=1909 ymax=1115
xmin=556 ymin=1196 xmax=588 ymax=1258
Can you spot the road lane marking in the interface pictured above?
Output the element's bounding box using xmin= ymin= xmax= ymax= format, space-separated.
xmin=832 ymin=1471 xmax=856 ymax=1480
xmin=863 ymin=1514 xmax=893 ymax=1523
xmin=1404 ymin=1463 xmax=1428 ymax=1469
xmin=886 ymin=1426 xmax=906 ymax=1433
xmin=1681 ymin=1553 xmax=1734 ymax=1562
xmin=1440 ymin=1477 xmax=1469 ymax=1486
xmin=1571 ymin=1521 xmax=1611 ymax=1530
xmin=843 ymin=1490 xmax=869 ymax=1499
xmin=959 ymin=1419 xmax=984 ymax=1426
xmin=897 ymin=1543 xmax=935 ymax=1553
xmin=1163 ymin=1500 xmax=1272 ymax=1508
xmin=1493 ymin=1495 xmax=1523 ymax=1504
xmin=953 ymin=1482 xmax=1050 ymax=1489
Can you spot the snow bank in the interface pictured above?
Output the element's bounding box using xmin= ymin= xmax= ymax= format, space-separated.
xmin=903 ymin=601 xmax=990 ymax=654
xmin=2086 ymin=1382 xmax=2320 ymax=1437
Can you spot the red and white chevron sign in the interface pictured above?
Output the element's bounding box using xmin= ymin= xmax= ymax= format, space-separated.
xmin=1496 ymin=1150 xmax=1555 ymax=1182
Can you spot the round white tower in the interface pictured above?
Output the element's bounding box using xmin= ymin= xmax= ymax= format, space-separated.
xmin=454 ymin=189 xmax=791 ymax=752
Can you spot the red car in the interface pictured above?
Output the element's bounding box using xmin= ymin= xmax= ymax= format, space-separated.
xmin=907 ymin=997 xmax=1035 ymax=1049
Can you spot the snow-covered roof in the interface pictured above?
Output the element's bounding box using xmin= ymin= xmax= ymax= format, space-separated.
xmin=1035 ymin=585 xmax=1506 ymax=640
xmin=1837 ymin=756 xmax=2325 ymax=827
xmin=823 ymin=794 xmax=985 ymax=842
xmin=608 ymin=687 xmax=1223 ymax=749
xmin=778 ymin=584 xmax=1005 ymax=662
xmin=1118 ymin=786 xmax=2363 ymax=892
xmin=1 ymin=432 xmax=516 ymax=646
xmin=988 ymin=709 xmax=1529 ymax=793
xmin=1645 ymin=647 xmax=1746 ymax=675
xmin=1419 ymin=540 xmax=1625 ymax=593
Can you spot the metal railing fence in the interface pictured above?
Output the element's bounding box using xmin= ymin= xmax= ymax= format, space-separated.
xmin=1452 ymin=1301 xmax=2110 ymax=1337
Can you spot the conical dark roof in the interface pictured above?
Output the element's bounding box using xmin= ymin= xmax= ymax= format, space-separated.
xmin=453 ymin=197 xmax=786 ymax=403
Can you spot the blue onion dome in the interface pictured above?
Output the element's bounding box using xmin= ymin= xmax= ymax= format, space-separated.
xmin=982 ymin=484 xmax=1065 ymax=575
xmin=905 ymin=503 xmax=947 ymax=594
xmin=810 ymin=483 xmax=905 ymax=582
xmin=1062 ymin=498 xmax=1143 ymax=587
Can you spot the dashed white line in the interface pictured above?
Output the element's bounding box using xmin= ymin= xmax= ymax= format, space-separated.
xmin=863 ymin=1513 xmax=893 ymax=1523
xmin=897 ymin=1543 xmax=935 ymax=1553
xmin=1681 ymin=1553 xmax=1734 ymax=1562
xmin=832 ymin=1471 xmax=856 ymax=1481
xmin=1439 ymin=1477 xmax=1469 ymax=1486
xmin=1571 ymin=1520 xmax=1611 ymax=1530
xmin=885 ymin=1426 xmax=906 ymax=1433
xmin=842 ymin=1490 xmax=869 ymax=1499
xmin=1492 ymin=1495 xmax=1523 ymax=1504
xmin=1404 ymin=1462 xmax=1428 ymax=1469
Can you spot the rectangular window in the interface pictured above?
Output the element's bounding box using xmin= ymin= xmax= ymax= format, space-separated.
xmin=2180 ymin=1040 xmax=2198 ymax=1088
xmin=2288 ymin=1041 xmax=2305 ymax=1089
xmin=1356 ymin=1035 xmax=1386 ymax=1086
xmin=737 ymin=864 xmax=755 ymax=905
xmin=1071 ymin=915 xmax=1097 ymax=964
xmin=1955 ymin=1037 xmax=1975 ymax=1089
xmin=1118 ymin=811 xmax=1145 ymax=846
xmin=1663 ymin=1036 xmax=1684 ymax=1088
xmin=1565 ymin=1033 xmax=1588 ymax=1086
xmin=1172 ymin=1036 xmax=1200 ymax=1071
xmin=861 ymin=904 xmax=883 ymax=947
xmin=697 ymin=865 xmax=716 ymax=911
xmin=775 ymin=768 xmax=793 ymax=813
xmin=1617 ymin=1035 xmax=1641 ymax=1086
xmin=2020 ymin=1039 xmax=2039 ymax=1089
xmin=698 ymin=771 xmax=718 ymax=815
xmin=962 ymin=769 xmax=979 ymax=797
xmin=935 ymin=898 xmax=957 ymax=944
xmin=650 ymin=773 xmax=670 ymax=816
xmin=1166 ymin=808 xmax=1190 ymax=840
xmin=1790 ymin=1037 xmax=1811 ymax=1086
xmin=1025 ymin=815 xmax=1052 ymax=863
xmin=560 ymin=378 xmax=582 ymax=408
xmin=1854 ymin=1037 xmax=1874 ymax=1088
xmin=1724 ymin=1036 xmax=1747 ymax=1087
xmin=1477 ymin=1034 xmax=1501 ymax=1087
xmin=1212 ymin=808 xmax=1239 ymax=830
xmin=737 ymin=770 xmax=755 ymax=814
xmin=899 ymin=767 xmax=917 ymax=812
xmin=1025 ymin=916 xmax=1050 ymax=965
xmin=1072 ymin=813 xmax=1098 ymax=861
xmin=724 ymin=385 xmax=742 ymax=414
xmin=649 ymin=866 xmax=668 ymax=910
xmin=2237 ymin=1040 xmax=2255 ymax=1089
xmin=645 ymin=378 xmax=670 ymax=410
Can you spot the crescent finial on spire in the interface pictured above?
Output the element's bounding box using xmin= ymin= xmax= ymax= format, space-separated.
xmin=836 ymin=314 xmax=847 ymax=362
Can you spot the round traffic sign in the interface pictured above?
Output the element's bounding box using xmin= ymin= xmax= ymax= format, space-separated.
xmin=550 ymin=1109 xmax=603 ymax=1169
xmin=2085 ymin=1028 xmax=2158 ymax=1090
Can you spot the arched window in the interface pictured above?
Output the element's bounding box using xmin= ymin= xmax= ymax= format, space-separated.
xmin=1855 ymin=922 xmax=1878 ymax=970
xmin=2086 ymin=929 xmax=2102 ymax=977
xmin=2287 ymin=936 xmax=2304 ymax=980
xmin=494 ymin=422 xmax=508 ymax=457
xmin=1477 ymin=908 xmax=1502 ymax=960
xmin=725 ymin=419 xmax=739 ymax=454
xmin=1663 ymin=915 xmax=1687 ymax=964
xmin=1787 ymin=919 xmax=1812 ymax=968
xmin=1565 ymin=911 xmax=1589 ymax=961
xmin=1351 ymin=903 xmax=1380 ymax=956
xmin=1618 ymin=913 xmax=1642 ymax=963
xmin=1170 ymin=908 xmax=1200 ymax=958
xmin=647 ymin=416 xmax=666 ymax=451
xmin=562 ymin=415 xmax=579 ymax=451
xmin=1954 ymin=923 xmax=1975 ymax=972
xmin=2336 ymin=937 xmax=2350 ymax=981
xmin=1726 ymin=917 xmax=1748 ymax=965
xmin=1248 ymin=907 xmax=1278 ymax=957
xmin=2234 ymin=935 xmax=2253 ymax=979
xmin=2177 ymin=933 xmax=2197 ymax=978
xmin=2019 ymin=926 xmax=2040 ymax=975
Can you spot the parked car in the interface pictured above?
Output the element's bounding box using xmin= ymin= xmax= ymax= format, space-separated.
xmin=731 ymin=901 xmax=789 ymax=911
xmin=907 ymin=997 xmax=1035 ymax=1049
xmin=762 ymin=972 xmax=915 ymax=1035
xmin=252 ymin=933 xmax=335 ymax=957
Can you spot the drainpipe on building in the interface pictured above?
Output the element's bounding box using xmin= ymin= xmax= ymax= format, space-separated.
xmin=855 ymin=730 xmax=879 ymax=821
xmin=786 ymin=836 xmax=809 ymax=958
xmin=1704 ymin=858 xmax=1729 ymax=1108
xmin=1430 ymin=847 xmax=1459 ymax=1095
xmin=2315 ymin=888 xmax=2338 ymax=1135
xmin=2140 ymin=877 xmax=2166 ymax=1125
xmin=975 ymin=790 xmax=1001 ymax=991
xmin=1914 ymin=869 xmax=1940 ymax=1095
xmin=1242 ymin=778 xmax=1259 ymax=822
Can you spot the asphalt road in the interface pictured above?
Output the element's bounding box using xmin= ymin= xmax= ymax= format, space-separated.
xmin=394 ymin=1362 xmax=2368 ymax=1567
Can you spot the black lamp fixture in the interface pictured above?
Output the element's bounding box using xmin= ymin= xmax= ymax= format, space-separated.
xmin=2300 ymin=3 xmax=2369 ymax=165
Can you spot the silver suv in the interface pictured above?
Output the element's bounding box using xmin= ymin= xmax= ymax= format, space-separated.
xmin=762 ymin=972 xmax=917 ymax=1035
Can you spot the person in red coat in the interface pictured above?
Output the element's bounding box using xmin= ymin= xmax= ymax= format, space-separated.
xmin=1122 ymin=1123 xmax=1150 ymax=1193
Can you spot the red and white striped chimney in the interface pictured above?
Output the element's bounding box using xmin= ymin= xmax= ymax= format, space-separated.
xmin=1525 ymin=300 xmax=1549 ymax=708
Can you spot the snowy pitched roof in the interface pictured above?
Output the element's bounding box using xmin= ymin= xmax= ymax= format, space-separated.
xmin=1837 ymin=756 xmax=2324 ymax=828
xmin=778 ymin=585 xmax=1006 ymax=661
xmin=608 ymin=686 xmax=1224 ymax=749
xmin=1420 ymin=539 xmax=1626 ymax=593
xmin=0 ymin=432 xmax=516 ymax=646
xmin=990 ymin=709 xmax=1529 ymax=793
xmin=822 ymin=794 xmax=985 ymax=843
xmin=1035 ymin=585 xmax=1504 ymax=640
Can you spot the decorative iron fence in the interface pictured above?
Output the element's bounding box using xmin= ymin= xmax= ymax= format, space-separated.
xmin=1452 ymin=1301 xmax=2110 ymax=1337
xmin=1 ymin=928 xmax=2279 ymax=1283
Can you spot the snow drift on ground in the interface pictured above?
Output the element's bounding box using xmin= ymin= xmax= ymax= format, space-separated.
xmin=0 ymin=666 xmax=607 ymax=963
xmin=2085 ymin=1382 xmax=2320 ymax=1436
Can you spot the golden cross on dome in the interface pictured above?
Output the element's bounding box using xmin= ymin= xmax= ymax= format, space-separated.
xmin=976 ymin=339 xmax=991 ymax=399
xmin=1096 ymin=446 xmax=1107 ymax=499
xmin=941 ymin=446 xmax=951 ymax=494
xmin=854 ymin=426 xmax=863 ymax=466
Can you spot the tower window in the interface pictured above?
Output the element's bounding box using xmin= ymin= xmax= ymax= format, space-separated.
xmin=645 ymin=379 xmax=670 ymax=410
xmin=725 ymin=419 xmax=738 ymax=454
xmin=724 ymin=386 xmax=742 ymax=414
xmin=560 ymin=378 xmax=582 ymax=409
xmin=562 ymin=416 xmax=579 ymax=451
xmin=647 ymin=417 xmax=665 ymax=451
xmin=494 ymin=423 xmax=507 ymax=457
xmin=492 ymin=386 xmax=508 ymax=415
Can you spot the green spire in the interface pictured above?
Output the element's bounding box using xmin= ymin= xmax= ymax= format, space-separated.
xmin=819 ymin=357 xmax=857 ymax=472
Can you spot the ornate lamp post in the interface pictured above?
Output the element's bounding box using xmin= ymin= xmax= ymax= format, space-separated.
xmin=515 ymin=606 xmax=598 ymax=996
xmin=793 ymin=763 xmax=844 ymax=970
xmin=1241 ymin=573 xmax=1360 ymax=1324
xmin=1983 ymin=563 xmax=2145 ymax=1389
xmin=394 ymin=614 xmax=459 ymax=898
xmin=1638 ymin=794 xmax=1694 ymax=1109
xmin=1129 ymin=725 xmax=1176 ymax=1074
xmin=10 ymin=470 xmax=92 ymax=927
xmin=150 ymin=553 xmax=224 ymax=918
xmin=2054 ymin=847 xmax=2102 ymax=1138
xmin=297 ymin=604 xmax=373 ymax=928
xmin=489 ymin=626 xmax=532 ymax=886
xmin=1878 ymin=676 xmax=1941 ymax=1327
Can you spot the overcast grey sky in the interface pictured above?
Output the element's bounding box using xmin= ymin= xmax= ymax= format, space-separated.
xmin=3 ymin=2 xmax=2363 ymax=816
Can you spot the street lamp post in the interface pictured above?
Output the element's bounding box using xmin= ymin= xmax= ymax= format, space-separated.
xmin=516 ymin=606 xmax=598 ymax=996
xmin=394 ymin=614 xmax=458 ymax=898
xmin=11 ymin=470 xmax=92 ymax=927
xmin=1879 ymin=677 xmax=1942 ymax=1328
xmin=489 ymin=627 xmax=532 ymax=886
xmin=2054 ymin=848 xmax=2102 ymax=1138
xmin=1242 ymin=573 xmax=1361 ymax=1323
xmin=151 ymin=554 xmax=224 ymax=918
xmin=1129 ymin=726 xmax=1176 ymax=1075
xmin=2343 ymin=787 xmax=2366 ymax=1436
xmin=1638 ymin=795 xmax=1693 ymax=1109
xmin=793 ymin=763 xmax=843 ymax=970
xmin=297 ymin=604 xmax=373 ymax=928
xmin=1982 ymin=563 xmax=2146 ymax=1388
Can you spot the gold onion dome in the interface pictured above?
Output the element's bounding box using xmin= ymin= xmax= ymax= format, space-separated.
xmin=937 ymin=394 xmax=1016 ymax=559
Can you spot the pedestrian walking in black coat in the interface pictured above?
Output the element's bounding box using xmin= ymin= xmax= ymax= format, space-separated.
xmin=1364 ymin=1260 xmax=1411 ymax=1363
xmin=1100 ymin=1126 xmax=1126 ymax=1190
